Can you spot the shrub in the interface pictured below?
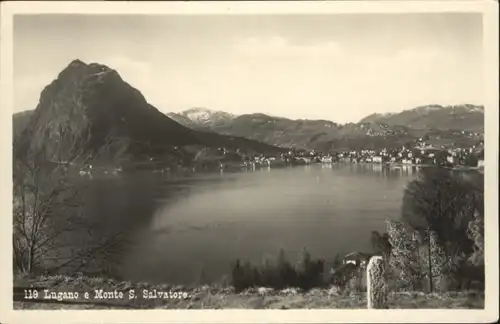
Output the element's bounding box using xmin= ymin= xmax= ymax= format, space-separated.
xmin=230 ymin=248 xmax=326 ymax=291
xmin=330 ymin=262 xmax=359 ymax=293
xmin=231 ymin=259 xmax=258 ymax=292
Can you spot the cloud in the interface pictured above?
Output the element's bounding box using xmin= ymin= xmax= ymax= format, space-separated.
xmin=98 ymin=56 xmax=165 ymax=105
xmin=14 ymin=74 xmax=55 ymax=111
xmin=233 ymin=36 xmax=342 ymax=60
xmin=13 ymin=32 xmax=482 ymax=124
xmin=395 ymin=47 xmax=442 ymax=63
xmin=100 ymin=56 xmax=153 ymax=87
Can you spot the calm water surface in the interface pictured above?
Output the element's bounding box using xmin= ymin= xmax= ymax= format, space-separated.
xmin=82 ymin=163 xmax=418 ymax=284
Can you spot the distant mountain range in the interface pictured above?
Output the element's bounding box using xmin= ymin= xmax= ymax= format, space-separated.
xmin=13 ymin=60 xmax=283 ymax=168
xmin=359 ymin=104 xmax=484 ymax=131
xmin=13 ymin=59 xmax=484 ymax=166
xmin=166 ymin=105 xmax=484 ymax=151
xmin=167 ymin=108 xmax=235 ymax=130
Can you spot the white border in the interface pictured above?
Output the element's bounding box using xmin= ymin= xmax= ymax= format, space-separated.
xmin=1 ymin=1 xmax=498 ymax=323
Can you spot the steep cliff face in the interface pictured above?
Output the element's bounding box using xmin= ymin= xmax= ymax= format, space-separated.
xmin=15 ymin=59 xmax=202 ymax=164
xmin=12 ymin=110 xmax=34 ymax=139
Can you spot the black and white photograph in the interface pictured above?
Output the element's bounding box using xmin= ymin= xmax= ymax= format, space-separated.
xmin=1 ymin=1 xmax=498 ymax=323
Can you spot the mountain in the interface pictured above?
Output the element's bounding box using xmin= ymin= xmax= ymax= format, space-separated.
xmin=168 ymin=110 xmax=414 ymax=151
xmin=17 ymin=59 xmax=481 ymax=165
xmin=359 ymin=104 xmax=484 ymax=132
xmin=213 ymin=113 xmax=342 ymax=150
xmin=165 ymin=112 xmax=199 ymax=130
xmin=169 ymin=105 xmax=484 ymax=151
xmin=13 ymin=59 xmax=283 ymax=167
xmin=12 ymin=110 xmax=34 ymax=139
xmin=167 ymin=108 xmax=235 ymax=129
xmin=212 ymin=114 xmax=418 ymax=151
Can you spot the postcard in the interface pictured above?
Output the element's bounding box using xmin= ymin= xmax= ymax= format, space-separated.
xmin=1 ymin=1 xmax=498 ymax=323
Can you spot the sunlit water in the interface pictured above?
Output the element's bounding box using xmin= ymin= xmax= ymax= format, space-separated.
xmin=81 ymin=163 xmax=418 ymax=285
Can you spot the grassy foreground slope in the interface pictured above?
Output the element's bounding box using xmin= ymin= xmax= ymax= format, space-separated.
xmin=14 ymin=275 xmax=484 ymax=309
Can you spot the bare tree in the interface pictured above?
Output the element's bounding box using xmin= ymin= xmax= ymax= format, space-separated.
xmin=13 ymin=150 xmax=127 ymax=277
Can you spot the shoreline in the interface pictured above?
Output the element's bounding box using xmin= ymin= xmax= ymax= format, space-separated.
xmin=56 ymin=154 xmax=483 ymax=179
xmin=82 ymin=162 xmax=481 ymax=180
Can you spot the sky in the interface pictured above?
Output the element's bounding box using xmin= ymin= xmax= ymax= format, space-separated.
xmin=13 ymin=13 xmax=483 ymax=123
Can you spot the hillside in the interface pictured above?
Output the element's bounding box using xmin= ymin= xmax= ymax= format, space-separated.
xmin=169 ymin=111 xmax=417 ymax=151
xmin=13 ymin=60 xmax=283 ymax=167
xmin=359 ymin=104 xmax=484 ymax=132
xmin=165 ymin=112 xmax=200 ymax=130
xmin=169 ymin=105 xmax=484 ymax=151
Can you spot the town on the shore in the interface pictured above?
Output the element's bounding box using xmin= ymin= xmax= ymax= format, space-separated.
xmin=68 ymin=135 xmax=484 ymax=176
xmin=241 ymin=137 xmax=485 ymax=171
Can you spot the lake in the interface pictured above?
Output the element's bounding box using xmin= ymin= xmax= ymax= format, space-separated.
xmin=80 ymin=163 xmax=418 ymax=285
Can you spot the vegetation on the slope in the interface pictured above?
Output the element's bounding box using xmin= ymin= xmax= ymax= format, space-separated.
xmin=359 ymin=104 xmax=484 ymax=132
xmin=169 ymin=105 xmax=484 ymax=151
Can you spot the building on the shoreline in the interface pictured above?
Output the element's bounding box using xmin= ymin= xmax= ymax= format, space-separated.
xmin=342 ymin=252 xmax=372 ymax=267
xmin=321 ymin=156 xmax=333 ymax=163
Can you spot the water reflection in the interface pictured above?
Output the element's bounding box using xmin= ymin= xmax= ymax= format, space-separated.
xmin=76 ymin=164 xmax=416 ymax=285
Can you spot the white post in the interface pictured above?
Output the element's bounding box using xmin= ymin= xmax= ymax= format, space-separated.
xmin=367 ymin=256 xmax=388 ymax=309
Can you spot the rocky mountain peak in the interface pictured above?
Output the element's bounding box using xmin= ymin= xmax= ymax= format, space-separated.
xmin=179 ymin=107 xmax=236 ymax=126
xmin=15 ymin=59 xmax=200 ymax=164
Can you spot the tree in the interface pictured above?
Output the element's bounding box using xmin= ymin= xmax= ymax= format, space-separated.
xmin=231 ymin=259 xmax=244 ymax=290
xmin=463 ymin=154 xmax=479 ymax=167
xmin=276 ymin=249 xmax=297 ymax=289
xmin=296 ymin=247 xmax=325 ymax=290
xmin=12 ymin=151 xmax=126 ymax=276
xmin=13 ymin=153 xmax=78 ymax=274
xmin=401 ymin=168 xmax=478 ymax=264
xmin=385 ymin=219 xmax=457 ymax=293
xmin=427 ymin=230 xmax=450 ymax=292
xmin=371 ymin=231 xmax=391 ymax=261
xmin=467 ymin=210 xmax=484 ymax=267
xmin=400 ymin=168 xmax=483 ymax=289
xmin=415 ymin=230 xmax=450 ymax=292
xmin=385 ymin=219 xmax=423 ymax=291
